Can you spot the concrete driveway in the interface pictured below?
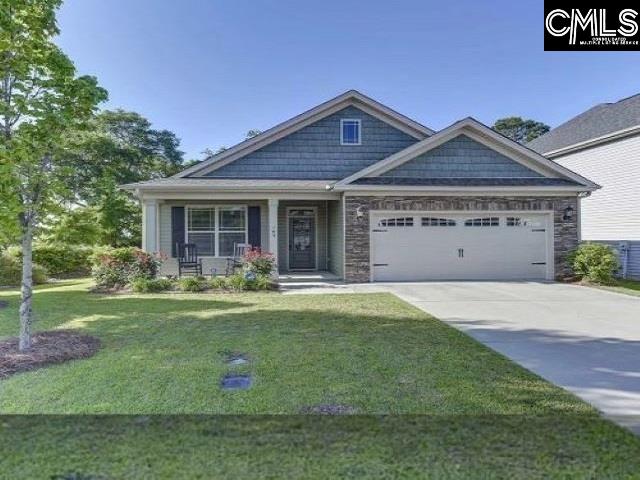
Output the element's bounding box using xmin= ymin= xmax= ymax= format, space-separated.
xmin=380 ymin=282 xmax=640 ymax=433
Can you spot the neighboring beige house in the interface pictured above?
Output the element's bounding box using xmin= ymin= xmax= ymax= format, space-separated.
xmin=528 ymin=94 xmax=640 ymax=279
xmin=123 ymin=90 xmax=598 ymax=282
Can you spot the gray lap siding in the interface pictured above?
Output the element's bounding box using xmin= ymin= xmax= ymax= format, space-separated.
xmin=343 ymin=195 xmax=579 ymax=282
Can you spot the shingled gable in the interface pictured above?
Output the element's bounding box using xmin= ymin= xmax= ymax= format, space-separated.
xmin=333 ymin=117 xmax=599 ymax=191
xmin=175 ymin=90 xmax=434 ymax=178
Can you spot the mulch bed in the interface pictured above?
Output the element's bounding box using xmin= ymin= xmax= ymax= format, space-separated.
xmin=0 ymin=330 xmax=100 ymax=380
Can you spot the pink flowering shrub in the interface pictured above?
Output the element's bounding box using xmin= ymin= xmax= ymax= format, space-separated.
xmin=242 ymin=247 xmax=276 ymax=276
xmin=91 ymin=247 xmax=166 ymax=288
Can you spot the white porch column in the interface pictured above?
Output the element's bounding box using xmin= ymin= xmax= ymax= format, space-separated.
xmin=141 ymin=199 xmax=159 ymax=252
xmin=268 ymin=198 xmax=279 ymax=273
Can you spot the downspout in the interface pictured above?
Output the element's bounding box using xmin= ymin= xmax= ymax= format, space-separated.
xmin=619 ymin=242 xmax=629 ymax=279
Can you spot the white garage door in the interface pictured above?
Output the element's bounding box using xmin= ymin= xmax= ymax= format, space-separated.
xmin=371 ymin=212 xmax=552 ymax=281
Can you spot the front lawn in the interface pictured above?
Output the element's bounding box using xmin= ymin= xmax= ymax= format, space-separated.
xmin=597 ymin=278 xmax=640 ymax=297
xmin=1 ymin=280 xmax=639 ymax=478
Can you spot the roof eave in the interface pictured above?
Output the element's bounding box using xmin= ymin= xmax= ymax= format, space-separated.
xmin=543 ymin=124 xmax=640 ymax=158
xmin=333 ymin=184 xmax=598 ymax=193
xmin=119 ymin=184 xmax=334 ymax=193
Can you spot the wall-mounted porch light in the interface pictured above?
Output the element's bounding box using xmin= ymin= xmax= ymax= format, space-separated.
xmin=563 ymin=205 xmax=574 ymax=222
xmin=356 ymin=206 xmax=366 ymax=222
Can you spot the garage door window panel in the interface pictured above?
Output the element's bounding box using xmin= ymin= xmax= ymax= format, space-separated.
xmin=378 ymin=217 xmax=414 ymax=227
xmin=464 ymin=217 xmax=499 ymax=227
xmin=506 ymin=217 xmax=543 ymax=228
xmin=422 ymin=217 xmax=457 ymax=227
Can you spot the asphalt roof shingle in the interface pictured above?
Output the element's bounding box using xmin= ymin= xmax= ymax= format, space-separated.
xmin=527 ymin=93 xmax=640 ymax=154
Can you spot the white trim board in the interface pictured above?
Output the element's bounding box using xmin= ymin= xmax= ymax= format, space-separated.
xmin=141 ymin=192 xmax=339 ymax=201
xmin=175 ymin=90 xmax=433 ymax=178
xmin=337 ymin=187 xmax=586 ymax=195
xmin=334 ymin=117 xmax=600 ymax=191
xmin=340 ymin=118 xmax=362 ymax=145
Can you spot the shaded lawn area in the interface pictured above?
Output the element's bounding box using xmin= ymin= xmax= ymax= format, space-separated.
xmin=1 ymin=280 xmax=639 ymax=478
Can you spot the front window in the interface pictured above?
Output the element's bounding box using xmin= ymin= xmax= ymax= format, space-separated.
xmin=218 ymin=207 xmax=247 ymax=256
xmin=187 ymin=206 xmax=247 ymax=256
xmin=341 ymin=119 xmax=361 ymax=145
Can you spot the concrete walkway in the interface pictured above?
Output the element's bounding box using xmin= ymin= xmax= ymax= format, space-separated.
xmin=285 ymin=280 xmax=640 ymax=433
xmin=381 ymin=281 xmax=640 ymax=434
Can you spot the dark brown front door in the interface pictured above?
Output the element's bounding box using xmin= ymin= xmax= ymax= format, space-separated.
xmin=288 ymin=212 xmax=316 ymax=270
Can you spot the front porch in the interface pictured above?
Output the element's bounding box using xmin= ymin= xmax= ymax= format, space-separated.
xmin=140 ymin=194 xmax=344 ymax=279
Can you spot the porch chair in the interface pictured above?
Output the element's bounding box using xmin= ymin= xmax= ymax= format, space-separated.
xmin=176 ymin=243 xmax=203 ymax=277
xmin=225 ymin=242 xmax=249 ymax=276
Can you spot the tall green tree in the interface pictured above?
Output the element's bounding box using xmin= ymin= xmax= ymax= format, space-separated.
xmin=492 ymin=117 xmax=550 ymax=144
xmin=58 ymin=109 xmax=185 ymax=246
xmin=0 ymin=0 xmax=107 ymax=350
xmin=245 ymin=128 xmax=261 ymax=139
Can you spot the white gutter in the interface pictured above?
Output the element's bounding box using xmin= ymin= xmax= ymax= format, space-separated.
xmin=332 ymin=184 xmax=598 ymax=193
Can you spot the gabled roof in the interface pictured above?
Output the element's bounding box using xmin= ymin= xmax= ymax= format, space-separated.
xmin=175 ymin=90 xmax=434 ymax=178
xmin=528 ymin=93 xmax=640 ymax=156
xmin=334 ymin=117 xmax=599 ymax=191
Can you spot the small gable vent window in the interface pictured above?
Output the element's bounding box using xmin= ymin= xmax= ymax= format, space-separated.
xmin=341 ymin=119 xmax=361 ymax=145
xmin=378 ymin=217 xmax=414 ymax=227
xmin=464 ymin=217 xmax=499 ymax=227
xmin=422 ymin=217 xmax=456 ymax=227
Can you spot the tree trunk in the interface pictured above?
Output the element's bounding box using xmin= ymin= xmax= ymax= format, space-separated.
xmin=19 ymin=219 xmax=34 ymax=352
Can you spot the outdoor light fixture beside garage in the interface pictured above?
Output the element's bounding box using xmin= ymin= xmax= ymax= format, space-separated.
xmin=563 ymin=206 xmax=574 ymax=221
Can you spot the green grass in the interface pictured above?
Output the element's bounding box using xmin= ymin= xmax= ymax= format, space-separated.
xmin=583 ymin=278 xmax=640 ymax=297
xmin=1 ymin=279 xmax=639 ymax=478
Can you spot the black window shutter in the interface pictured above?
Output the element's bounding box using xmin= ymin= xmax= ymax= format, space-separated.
xmin=171 ymin=207 xmax=185 ymax=257
xmin=248 ymin=206 xmax=261 ymax=248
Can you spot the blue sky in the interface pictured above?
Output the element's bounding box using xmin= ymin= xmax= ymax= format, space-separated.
xmin=57 ymin=0 xmax=640 ymax=160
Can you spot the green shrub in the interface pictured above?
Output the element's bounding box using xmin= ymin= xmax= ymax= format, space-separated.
xmin=131 ymin=277 xmax=174 ymax=293
xmin=255 ymin=274 xmax=275 ymax=291
xmin=227 ymin=273 xmax=273 ymax=291
xmin=0 ymin=252 xmax=48 ymax=286
xmin=91 ymin=247 xmax=164 ymax=288
xmin=569 ymin=243 xmax=620 ymax=285
xmin=178 ymin=276 xmax=209 ymax=292
xmin=209 ymin=276 xmax=228 ymax=289
xmin=227 ymin=273 xmax=250 ymax=291
xmin=7 ymin=243 xmax=94 ymax=277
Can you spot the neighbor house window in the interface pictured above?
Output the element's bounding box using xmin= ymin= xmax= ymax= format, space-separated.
xmin=186 ymin=206 xmax=247 ymax=256
xmin=341 ymin=119 xmax=361 ymax=145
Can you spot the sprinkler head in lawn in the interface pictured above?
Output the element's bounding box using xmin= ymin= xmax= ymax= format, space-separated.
xmin=220 ymin=374 xmax=252 ymax=390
